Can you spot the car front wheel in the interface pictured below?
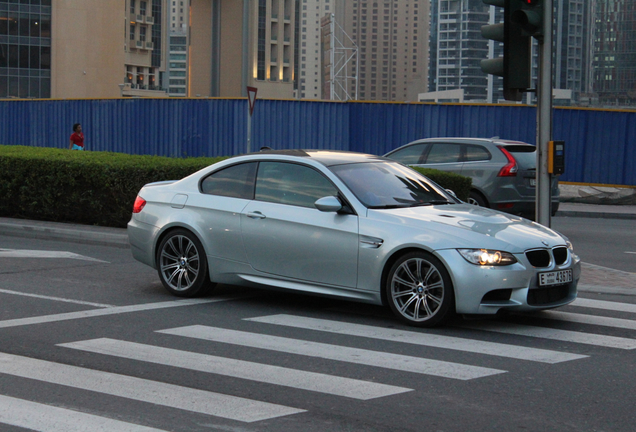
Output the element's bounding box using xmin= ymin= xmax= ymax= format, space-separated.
xmin=386 ymin=251 xmax=455 ymax=327
xmin=156 ymin=229 xmax=216 ymax=297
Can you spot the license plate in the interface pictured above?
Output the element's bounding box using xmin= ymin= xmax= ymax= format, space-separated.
xmin=539 ymin=269 xmax=573 ymax=286
xmin=529 ymin=178 xmax=536 ymax=186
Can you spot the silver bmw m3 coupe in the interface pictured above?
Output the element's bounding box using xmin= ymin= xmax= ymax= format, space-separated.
xmin=128 ymin=150 xmax=580 ymax=327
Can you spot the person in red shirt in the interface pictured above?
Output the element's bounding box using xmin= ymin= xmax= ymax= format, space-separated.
xmin=69 ymin=123 xmax=85 ymax=150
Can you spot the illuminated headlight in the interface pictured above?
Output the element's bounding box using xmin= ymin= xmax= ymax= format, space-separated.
xmin=457 ymin=249 xmax=518 ymax=266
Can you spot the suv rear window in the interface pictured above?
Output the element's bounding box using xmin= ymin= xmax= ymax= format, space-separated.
xmin=505 ymin=145 xmax=536 ymax=169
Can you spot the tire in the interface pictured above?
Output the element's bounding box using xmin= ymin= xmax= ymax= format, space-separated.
xmin=156 ymin=229 xmax=216 ymax=297
xmin=468 ymin=190 xmax=487 ymax=207
xmin=385 ymin=251 xmax=455 ymax=327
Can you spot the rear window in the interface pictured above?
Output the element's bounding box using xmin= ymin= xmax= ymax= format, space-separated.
xmin=505 ymin=145 xmax=536 ymax=169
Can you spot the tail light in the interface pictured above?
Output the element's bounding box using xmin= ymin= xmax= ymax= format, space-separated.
xmin=497 ymin=146 xmax=518 ymax=177
xmin=132 ymin=196 xmax=147 ymax=213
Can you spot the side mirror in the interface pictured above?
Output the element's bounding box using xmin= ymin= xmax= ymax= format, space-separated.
xmin=314 ymin=196 xmax=342 ymax=213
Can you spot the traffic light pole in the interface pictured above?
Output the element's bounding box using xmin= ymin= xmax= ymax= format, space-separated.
xmin=535 ymin=0 xmax=553 ymax=227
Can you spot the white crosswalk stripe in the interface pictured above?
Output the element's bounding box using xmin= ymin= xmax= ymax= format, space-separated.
xmin=461 ymin=321 xmax=636 ymax=349
xmin=157 ymin=325 xmax=507 ymax=380
xmin=59 ymin=338 xmax=412 ymax=400
xmin=246 ymin=314 xmax=587 ymax=363
xmin=4 ymin=297 xmax=636 ymax=429
xmin=533 ymin=310 xmax=636 ymax=330
xmin=0 ymin=394 xmax=169 ymax=432
xmin=572 ymin=298 xmax=636 ymax=314
xmin=0 ymin=352 xmax=304 ymax=423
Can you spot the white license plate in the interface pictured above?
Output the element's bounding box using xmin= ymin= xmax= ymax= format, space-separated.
xmin=539 ymin=269 xmax=573 ymax=286
xmin=529 ymin=178 xmax=537 ymax=186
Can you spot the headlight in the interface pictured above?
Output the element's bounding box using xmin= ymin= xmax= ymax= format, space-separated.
xmin=563 ymin=239 xmax=580 ymax=263
xmin=457 ymin=249 xmax=517 ymax=266
xmin=555 ymin=231 xmax=574 ymax=251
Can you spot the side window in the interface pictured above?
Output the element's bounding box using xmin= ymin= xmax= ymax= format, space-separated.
xmin=464 ymin=145 xmax=491 ymax=162
xmin=200 ymin=162 xmax=257 ymax=199
xmin=255 ymin=162 xmax=338 ymax=208
xmin=424 ymin=143 xmax=462 ymax=164
xmin=387 ymin=144 xmax=428 ymax=165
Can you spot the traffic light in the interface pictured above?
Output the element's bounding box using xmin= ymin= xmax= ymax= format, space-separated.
xmin=511 ymin=0 xmax=545 ymax=40
xmin=481 ymin=0 xmax=545 ymax=102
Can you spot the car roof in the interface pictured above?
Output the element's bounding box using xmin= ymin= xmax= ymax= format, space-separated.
xmin=243 ymin=149 xmax=387 ymax=166
xmin=408 ymin=137 xmax=533 ymax=146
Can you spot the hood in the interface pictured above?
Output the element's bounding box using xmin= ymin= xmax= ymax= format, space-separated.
xmin=368 ymin=203 xmax=565 ymax=253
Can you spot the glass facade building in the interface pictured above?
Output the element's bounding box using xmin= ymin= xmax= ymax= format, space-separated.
xmin=0 ymin=0 xmax=51 ymax=98
xmin=168 ymin=35 xmax=187 ymax=95
xmin=428 ymin=0 xmax=490 ymax=102
xmin=592 ymin=0 xmax=636 ymax=106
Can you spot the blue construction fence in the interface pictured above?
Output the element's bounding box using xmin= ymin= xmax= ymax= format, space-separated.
xmin=0 ymin=97 xmax=634 ymax=186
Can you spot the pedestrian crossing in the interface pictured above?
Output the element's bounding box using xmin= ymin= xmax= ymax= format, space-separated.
xmin=2 ymin=296 xmax=636 ymax=430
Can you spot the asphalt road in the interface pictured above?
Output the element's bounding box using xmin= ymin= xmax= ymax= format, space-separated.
xmin=0 ymin=219 xmax=635 ymax=431
xmin=552 ymin=217 xmax=636 ymax=273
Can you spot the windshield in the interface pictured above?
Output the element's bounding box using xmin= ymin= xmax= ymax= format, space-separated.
xmin=330 ymin=161 xmax=454 ymax=209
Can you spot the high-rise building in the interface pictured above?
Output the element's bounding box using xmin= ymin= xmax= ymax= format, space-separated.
xmin=0 ymin=0 xmax=167 ymax=99
xmin=341 ymin=0 xmax=430 ymax=102
xmin=427 ymin=0 xmax=593 ymax=105
xmin=167 ymin=35 xmax=188 ymax=96
xmin=554 ymin=0 xmax=589 ymax=102
xmin=298 ymin=0 xmax=337 ymax=100
xmin=124 ymin=0 xmax=168 ymax=96
xmin=591 ymin=0 xmax=636 ymax=107
xmin=0 ymin=0 xmax=52 ymax=98
xmin=428 ymin=0 xmax=490 ymax=102
xmin=166 ymin=0 xmax=189 ymax=96
xmin=188 ymin=0 xmax=298 ymax=98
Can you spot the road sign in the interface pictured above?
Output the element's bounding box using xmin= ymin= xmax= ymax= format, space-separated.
xmin=247 ymin=86 xmax=258 ymax=116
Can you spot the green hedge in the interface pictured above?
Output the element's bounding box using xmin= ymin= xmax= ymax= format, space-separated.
xmin=0 ymin=146 xmax=225 ymax=227
xmin=0 ymin=146 xmax=471 ymax=228
xmin=411 ymin=167 xmax=472 ymax=202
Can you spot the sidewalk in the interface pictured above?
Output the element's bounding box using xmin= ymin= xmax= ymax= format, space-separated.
xmin=556 ymin=202 xmax=636 ymax=220
xmin=0 ymin=217 xmax=129 ymax=248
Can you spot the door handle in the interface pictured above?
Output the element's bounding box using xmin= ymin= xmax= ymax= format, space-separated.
xmin=247 ymin=211 xmax=266 ymax=219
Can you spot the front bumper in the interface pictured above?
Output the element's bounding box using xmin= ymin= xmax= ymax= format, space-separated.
xmin=436 ymin=248 xmax=580 ymax=315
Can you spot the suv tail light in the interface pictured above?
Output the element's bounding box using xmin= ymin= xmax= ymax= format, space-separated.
xmin=132 ymin=196 xmax=147 ymax=213
xmin=497 ymin=146 xmax=518 ymax=177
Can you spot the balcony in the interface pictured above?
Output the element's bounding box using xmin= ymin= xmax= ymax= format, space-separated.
xmin=145 ymin=41 xmax=154 ymax=50
xmin=119 ymin=82 xmax=168 ymax=98
xmin=145 ymin=15 xmax=154 ymax=25
xmin=135 ymin=40 xmax=143 ymax=49
xmin=136 ymin=14 xmax=143 ymax=22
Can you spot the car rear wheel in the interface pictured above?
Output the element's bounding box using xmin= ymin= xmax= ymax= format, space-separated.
xmin=468 ymin=190 xmax=487 ymax=207
xmin=157 ymin=229 xmax=216 ymax=297
xmin=386 ymin=251 xmax=455 ymax=327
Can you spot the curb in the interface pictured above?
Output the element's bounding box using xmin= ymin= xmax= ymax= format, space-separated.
xmin=555 ymin=210 xmax=636 ymax=220
xmin=0 ymin=218 xmax=129 ymax=248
